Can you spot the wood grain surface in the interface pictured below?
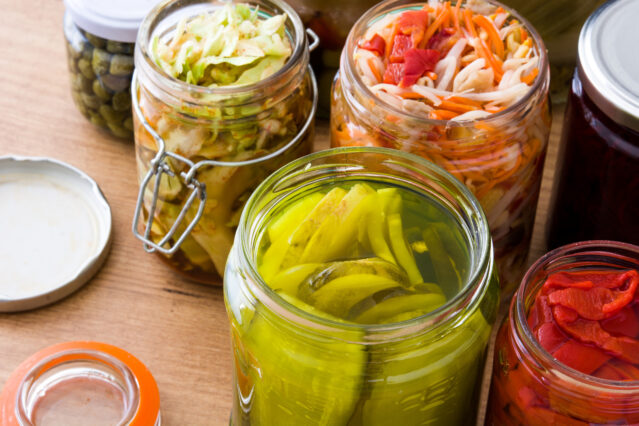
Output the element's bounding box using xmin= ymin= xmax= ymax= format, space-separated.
xmin=0 ymin=1 xmax=564 ymax=424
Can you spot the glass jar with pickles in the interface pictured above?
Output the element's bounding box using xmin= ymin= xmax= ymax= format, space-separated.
xmin=330 ymin=0 xmax=551 ymax=297
xmin=131 ymin=0 xmax=317 ymax=283
xmin=63 ymin=0 xmax=154 ymax=138
xmin=224 ymin=147 xmax=499 ymax=425
xmin=487 ymin=240 xmax=639 ymax=425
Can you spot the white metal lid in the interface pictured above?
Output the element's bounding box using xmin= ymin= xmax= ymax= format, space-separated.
xmin=63 ymin=0 xmax=160 ymax=43
xmin=578 ymin=0 xmax=639 ymax=132
xmin=0 ymin=156 xmax=112 ymax=312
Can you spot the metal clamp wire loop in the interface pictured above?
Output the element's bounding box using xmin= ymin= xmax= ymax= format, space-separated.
xmin=131 ymin=65 xmax=318 ymax=255
xmin=306 ymin=28 xmax=320 ymax=52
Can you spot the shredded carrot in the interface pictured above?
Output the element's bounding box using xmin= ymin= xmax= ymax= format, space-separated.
xmin=520 ymin=27 xmax=528 ymax=42
xmin=430 ymin=109 xmax=459 ymax=120
xmin=473 ymin=15 xmax=505 ymax=59
xmin=522 ymin=67 xmax=539 ymax=85
xmin=447 ymin=96 xmax=483 ymax=108
xmin=444 ymin=2 xmax=452 ymax=28
xmin=385 ymin=22 xmax=399 ymax=60
xmin=452 ymin=0 xmax=462 ymax=34
xmin=399 ymin=91 xmax=426 ymax=99
xmin=439 ymin=100 xmax=478 ymax=113
xmin=367 ymin=57 xmax=383 ymax=83
xmin=421 ymin=8 xmax=450 ymax=47
xmin=427 ymin=71 xmax=438 ymax=80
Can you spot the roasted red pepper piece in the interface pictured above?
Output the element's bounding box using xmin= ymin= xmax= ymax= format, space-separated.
xmin=552 ymin=340 xmax=611 ymax=375
xmin=601 ymin=305 xmax=639 ymax=338
xmin=383 ymin=63 xmax=404 ymax=85
xmin=602 ymin=270 xmax=638 ymax=314
xmin=359 ymin=34 xmax=386 ymax=56
xmin=398 ymin=9 xmax=428 ymax=47
xmin=542 ymin=270 xmax=632 ymax=294
xmin=390 ymin=34 xmax=412 ymax=63
xmin=425 ymin=27 xmax=456 ymax=50
xmin=400 ymin=48 xmax=440 ymax=87
xmin=535 ymin=322 xmax=567 ymax=354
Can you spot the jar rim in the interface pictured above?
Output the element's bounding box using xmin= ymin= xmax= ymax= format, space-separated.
xmin=135 ymin=0 xmax=308 ymax=100
xmin=514 ymin=240 xmax=639 ymax=390
xmin=341 ymin=0 xmax=549 ymax=125
xmin=234 ymin=147 xmax=494 ymax=338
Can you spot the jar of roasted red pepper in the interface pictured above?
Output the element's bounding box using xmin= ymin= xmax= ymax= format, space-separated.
xmin=487 ymin=240 xmax=639 ymax=425
xmin=547 ymin=0 xmax=639 ymax=249
xmin=331 ymin=0 xmax=551 ymax=297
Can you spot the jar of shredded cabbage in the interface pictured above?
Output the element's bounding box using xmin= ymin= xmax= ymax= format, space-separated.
xmin=225 ymin=147 xmax=499 ymax=425
xmin=331 ymin=0 xmax=551 ymax=298
xmin=132 ymin=0 xmax=317 ymax=283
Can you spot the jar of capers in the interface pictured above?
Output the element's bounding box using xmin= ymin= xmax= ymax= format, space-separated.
xmin=63 ymin=0 xmax=158 ymax=139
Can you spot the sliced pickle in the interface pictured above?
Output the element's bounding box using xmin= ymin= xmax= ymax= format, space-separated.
xmin=268 ymin=263 xmax=322 ymax=296
xmin=387 ymin=213 xmax=423 ymax=285
xmin=355 ymin=292 xmax=447 ymax=324
xmin=267 ymin=193 xmax=323 ymax=242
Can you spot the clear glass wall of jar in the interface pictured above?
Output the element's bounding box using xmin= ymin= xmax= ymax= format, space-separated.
xmin=486 ymin=241 xmax=639 ymax=425
xmin=132 ymin=0 xmax=317 ymax=284
xmin=224 ymin=147 xmax=499 ymax=425
xmin=330 ymin=0 xmax=551 ymax=298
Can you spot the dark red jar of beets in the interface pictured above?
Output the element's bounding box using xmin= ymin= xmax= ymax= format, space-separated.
xmin=547 ymin=0 xmax=639 ymax=249
xmin=486 ymin=241 xmax=639 ymax=425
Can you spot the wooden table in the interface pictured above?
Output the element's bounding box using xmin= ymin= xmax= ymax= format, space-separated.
xmin=0 ymin=0 xmax=564 ymax=424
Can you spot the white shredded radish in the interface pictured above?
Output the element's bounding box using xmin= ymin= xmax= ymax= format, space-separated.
xmin=451 ymin=110 xmax=491 ymax=121
xmin=494 ymin=13 xmax=508 ymax=29
xmin=416 ymin=75 xmax=436 ymax=88
xmin=410 ymin=85 xmax=442 ymax=106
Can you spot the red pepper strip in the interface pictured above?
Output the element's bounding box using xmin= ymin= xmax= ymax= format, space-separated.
xmin=383 ymin=63 xmax=404 ymax=85
xmin=552 ymin=339 xmax=612 ymax=375
xmin=549 ymin=287 xmax=617 ymax=320
xmin=554 ymin=309 xmax=639 ymax=364
xmin=607 ymin=358 xmax=639 ymax=380
xmin=359 ymin=34 xmax=386 ymax=56
xmin=602 ymin=270 xmax=639 ymax=314
xmin=594 ymin=364 xmax=627 ymax=381
xmin=535 ymin=322 xmax=567 ymax=354
xmin=601 ymin=305 xmax=639 ymax=338
xmin=526 ymin=407 xmax=585 ymax=426
xmin=400 ymin=48 xmax=440 ymax=87
xmin=390 ymin=34 xmax=413 ymax=63
xmin=398 ymin=9 xmax=429 ymax=47
xmin=534 ymin=295 xmax=554 ymax=323
xmin=543 ymin=270 xmax=632 ymax=293
xmin=516 ymin=386 xmax=541 ymax=409
xmin=425 ymin=27 xmax=456 ymax=50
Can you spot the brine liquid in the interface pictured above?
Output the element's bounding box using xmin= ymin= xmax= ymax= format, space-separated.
xmin=256 ymin=180 xmax=472 ymax=324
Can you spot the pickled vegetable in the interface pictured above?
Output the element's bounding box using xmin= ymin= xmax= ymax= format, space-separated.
xmin=135 ymin=3 xmax=314 ymax=282
xmin=64 ymin=12 xmax=134 ymax=138
xmin=331 ymin=0 xmax=551 ymax=294
xmin=231 ymin=180 xmax=497 ymax=424
xmin=489 ymin=268 xmax=639 ymax=425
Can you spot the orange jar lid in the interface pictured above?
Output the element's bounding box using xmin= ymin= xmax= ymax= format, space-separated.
xmin=0 ymin=342 xmax=160 ymax=425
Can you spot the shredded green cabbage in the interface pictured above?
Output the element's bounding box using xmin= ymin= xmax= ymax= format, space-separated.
xmin=152 ymin=3 xmax=292 ymax=87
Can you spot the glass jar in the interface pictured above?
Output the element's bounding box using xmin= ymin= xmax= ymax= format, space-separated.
xmin=286 ymin=0 xmax=381 ymax=116
xmin=0 ymin=342 xmax=161 ymax=425
xmin=131 ymin=0 xmax=317 ymax=284
xmin=547 ymin=0 xmax=639 ymax=250
xmin=224 ymin=147 xmax=499 ymax=425
xmin=331 ymin=0 xmax=551 ymax=298
xmin=63 ymin=0 xmax=154 ymax=139
xmin=486 ymin=240 xmax=639 ymax=425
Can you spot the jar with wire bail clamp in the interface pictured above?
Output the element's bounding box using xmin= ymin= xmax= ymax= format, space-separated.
xmin=331 ymin=0 xmax=551 ymax=298
xmin=131 ymin=0 xmax=319 ymax=284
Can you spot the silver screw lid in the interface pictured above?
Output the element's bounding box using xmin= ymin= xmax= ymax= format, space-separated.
xmin=578 ymin=0 xmax=639 ymax=132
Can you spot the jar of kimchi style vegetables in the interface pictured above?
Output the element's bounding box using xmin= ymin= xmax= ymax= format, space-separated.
xmin=331 ymin=0 xmax=551 ymax=297
xmin=487 ymin=240 xmax=639 ymax=425
xmin=131 ymin=0 xmax=317 ymax=283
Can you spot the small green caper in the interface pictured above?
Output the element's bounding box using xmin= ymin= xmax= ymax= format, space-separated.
xmin=101 ymin=74 xmax=130 ymax=92
xmin=99 ymin=104 xmax=126 ymax=123
xmin=81 ymin=93 xmax=102 ymax=110
xmin=89 ymin=110 xmax=107 ymax=128
xmin=67 ymin=57 xmax=78 ymax=73
xmin=93 ymin=79 xmax=112 ymax=101
xmin=78 ymin=58 xmax=95 ymax=79
xmin=85 ymin=32 xmax=106 ymax=48
xmin=72 ymin=73 xmax=93 ymax=93
xmin=106 ymin=40 xmax=133 ymax=54
xmin=112 ymin=91 xmax=131 ymax=111
xmin=81 ymin=46 xmax=93 ymax=62
xmin=107 ymin=121 xmax=132 ymax=138
xmin=92 ymin=48 xmax=111 ymax=76
xmin=109 ymin=54 xmax=134 ymax=76
xmin=123 ymin=116 xmax=133 ymax=131
xmin=66 ymin=42 xmax=83 ymax=59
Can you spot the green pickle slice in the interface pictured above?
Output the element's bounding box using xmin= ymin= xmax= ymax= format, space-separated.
xmin=238 ymin=181 xmax=494 ymax=425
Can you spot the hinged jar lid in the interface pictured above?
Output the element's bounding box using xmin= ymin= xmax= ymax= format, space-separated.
xmin=63 ymin=0 xmax=159 ymax=43
xmin=0 ymin=342 xmax=161 ymax=426
xmin=578 ymin=0 xmax=639 ymax=132
xmin=0 ymin=156 xmax=112 ymax=312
